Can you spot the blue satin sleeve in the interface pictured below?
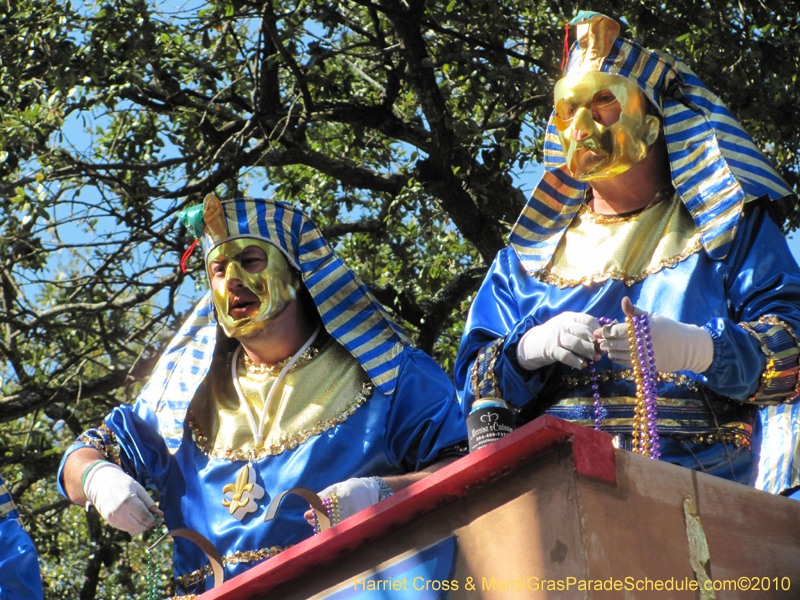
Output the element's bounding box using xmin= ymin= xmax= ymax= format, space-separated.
xmin=700 ymin=205 xmax=800 ymax=400
xmin=454 ymin=248 xmax=557 ymax=413
xmin=56 ymin=407 xmax=174 ymax=499
xmin=702 ymin=321 xmax=764 ymax=400
xmin=383 ymin=348 xmax=467 ymax=470
xmin=0 ymin=478 xmax=44 ymax=600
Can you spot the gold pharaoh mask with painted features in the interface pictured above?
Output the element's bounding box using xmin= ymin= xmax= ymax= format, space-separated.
xmin=207 ymin=239 xmax=301 ymax=338
xmin=553 ymin=71 xmax=660 ymax=181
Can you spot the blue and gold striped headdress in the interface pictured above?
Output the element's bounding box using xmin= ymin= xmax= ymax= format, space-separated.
xmin=135 ymin=196 xmax=409 ymax=452
xmin=510 ymin=12 xmax=795 ymax=275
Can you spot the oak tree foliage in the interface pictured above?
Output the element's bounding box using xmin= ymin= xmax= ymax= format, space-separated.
xmin=0 ymin=0 xmax=798 ymax=596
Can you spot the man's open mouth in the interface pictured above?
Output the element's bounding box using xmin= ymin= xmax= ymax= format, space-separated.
xmin=229 ymin=296 xmax=259 ymax=317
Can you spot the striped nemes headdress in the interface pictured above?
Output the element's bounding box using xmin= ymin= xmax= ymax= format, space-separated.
xmin=135 ymin=195 xmax=409 ymax=452
xmin=510 ymin=12 xmax=795 ymax=276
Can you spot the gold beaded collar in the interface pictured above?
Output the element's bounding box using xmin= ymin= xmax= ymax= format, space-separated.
xmin=239 ymin=339 xmax=322 ymax=377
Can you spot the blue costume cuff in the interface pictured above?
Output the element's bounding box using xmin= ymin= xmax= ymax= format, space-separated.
xmin=701 ymin=318 xmax=768 ymax=400
xmin=738 ymin=316 xmax=800 ymax=404
xmin=57 ymin=424 xmax=123 ymax=499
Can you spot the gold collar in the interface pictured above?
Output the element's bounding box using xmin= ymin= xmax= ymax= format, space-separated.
xmin=537 ymin=188 xmax=703 ymax=288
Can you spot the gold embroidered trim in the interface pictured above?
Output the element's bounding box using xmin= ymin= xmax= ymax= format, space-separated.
xmin=548 ymin=397 xmax=751 ymax=449
xmin=470 ymin=338 xmax=504 ymax=399
xmin=684 ymin=427 xmax=751 ymax=450
xmin=536 ymin=239 xmax=703 ymax=288
xmin=739 ymin=315 xmax=800 ymax=405
xmin=559 ymin=369 xmax=700 ymax=391
xmin=177 ymin=545 xmax=291 ymax=589
xmin=241 ymin=344 xmax=320 ymax=376
xmin=621 ymin=429 xmax=751 ymax=449
xmin=189 ymin=382 xmax=374 ymax=461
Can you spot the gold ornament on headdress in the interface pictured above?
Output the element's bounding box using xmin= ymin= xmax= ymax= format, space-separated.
xmin=573 ymin=13 xmax=620 ymax=72
xmin=203 ymin=193 xmax=229 ymax=243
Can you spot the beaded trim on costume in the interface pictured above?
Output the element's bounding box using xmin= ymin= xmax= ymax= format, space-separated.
xmin=177 ymin=545 xmax=291 ymax=590
xmin=535 ymin=241 xmax=703 ymax=288
xmin=471 ymin=338 xmax=504 ymax=399
xmin=739 ymin=315 xmax=800 ymax=405
xmin=611 ymin=427 xmax=751 ymax=451
xmin=76 ymin=423 xmax=122 ymax=466
xmin=241 ymin=344 xmax=320 ymax=376
xmin=559 ymin=369 xmax=700 ymax=392
xmin=684 ymin=427 xmax=752 ymax=449
xmin=187 ymin=382 xmax=374 ymax=461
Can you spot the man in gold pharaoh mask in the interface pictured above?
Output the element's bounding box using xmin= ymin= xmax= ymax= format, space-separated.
xmin=455 ymin=12 xmax=800 ymax=492
xmin=59 ymin=196 xmax=467 ymax=596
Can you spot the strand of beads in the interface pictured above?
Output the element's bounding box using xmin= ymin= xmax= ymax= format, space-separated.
xmin=628 ymin=314 xmax=660 ymax=459
xmin=145 ymin=518 xmax=164 ymax=600
xmin=590 ymin=317 xmax=614 ymax=430
xmin=312 ymin=493 xmax=342 ymax=534
xmin=640 ymin=316 xmax=660 ymax=459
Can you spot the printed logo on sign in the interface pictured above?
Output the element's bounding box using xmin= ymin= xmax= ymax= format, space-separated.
xmin=480 ymin=412 xmax=499 ymax=423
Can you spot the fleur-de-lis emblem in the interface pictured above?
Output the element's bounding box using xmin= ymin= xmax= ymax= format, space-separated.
xmin=222 ymin=464 xmax=265 ymax=520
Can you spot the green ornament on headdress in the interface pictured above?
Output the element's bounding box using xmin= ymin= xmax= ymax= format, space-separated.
xmin=568 ymin=10 xmax=607 ymax=25
xmin=178 ymin=204 xmax=205 ymax=240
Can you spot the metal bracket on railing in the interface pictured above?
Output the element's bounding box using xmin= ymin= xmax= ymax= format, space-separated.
xmin=148 ymin=528 xmax=225 ymax=589
xmin=264 ymin=487 xmax=331 ymax=532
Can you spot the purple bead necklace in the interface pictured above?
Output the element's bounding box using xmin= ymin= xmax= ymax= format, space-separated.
xmin=590 ymin=317 xmax=613 ymax=430
xmin=591 ymin=315 xmax=660 ymax=460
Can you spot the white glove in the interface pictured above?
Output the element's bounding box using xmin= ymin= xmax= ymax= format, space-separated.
xmin=599 ymin=304 xmax=713 ymax=374
xmin=83 ymin=461 xmax=158 ymax=536
xmin=516 ymin=312 xmax=601 ymax=370
xmin=316 ymin=477 xmax=381 ymax=523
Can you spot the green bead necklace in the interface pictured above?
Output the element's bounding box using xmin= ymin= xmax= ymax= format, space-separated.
xmin=145 ymin=518 xmax=166 ymax=600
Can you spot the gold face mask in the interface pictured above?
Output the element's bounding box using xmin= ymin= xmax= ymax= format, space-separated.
xmin=207 ymin=239 xmax=301 ymax=338
xmin=553 ymin=71 xmax=660 ymax=181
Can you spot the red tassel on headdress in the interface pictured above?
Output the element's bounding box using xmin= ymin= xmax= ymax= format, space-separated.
xmin=180 ymin=239 xmax=199 ymax=273
xmin=561 ymin=21 xmax=570 ymax=70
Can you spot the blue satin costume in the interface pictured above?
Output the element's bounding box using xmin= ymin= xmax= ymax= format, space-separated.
xmin=455 ymin=13 xmax=800 ymax=489
xmin=0 ymin=476 xmax=44 ymax=600
xmin=456 ymin=203 xmax=800 ymax=483
xmin=58 ymin=199 xmax=466 ymax=596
